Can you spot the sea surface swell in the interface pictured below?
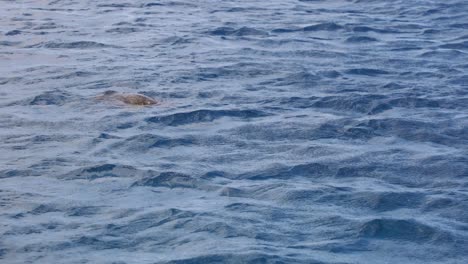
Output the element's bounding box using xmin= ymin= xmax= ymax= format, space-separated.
xmin=1 ymin=0 xmax=467 ymax=263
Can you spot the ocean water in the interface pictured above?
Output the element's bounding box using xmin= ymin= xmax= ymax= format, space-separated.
xmin=1 ymin=0 xmax=468 ymax=263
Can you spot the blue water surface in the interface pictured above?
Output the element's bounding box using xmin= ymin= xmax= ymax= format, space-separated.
xmin=1 ymin=0 xmax=467 ymax=263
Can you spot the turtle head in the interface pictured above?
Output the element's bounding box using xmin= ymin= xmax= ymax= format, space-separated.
xmin=103 ymin=90 xmax=118 ymax=96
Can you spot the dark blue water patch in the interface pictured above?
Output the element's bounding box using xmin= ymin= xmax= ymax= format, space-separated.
xmin=158 ymin=253 xmax=324 ymax=264
xmin=358 ymin=218 xmax=451 ymax=243
xmin=348 ymin=118 xmax=465 ymax=146
xmin=351 ymin=25 xmax=401 ymax=34
xmin=109 ymin=133 xmax=196 ymax=151
xmin=0 ymin=248 xmax=6 ymax=258
xmin=5 ymin=30 xmax=21 ymax=36
xmin=228 ymin=121 xmax=339 ymax=141
xmin=269 ymin=94 xmax=394 ymax=114
xmin=387 ymin=97 xmax=440 ymax=108
xmin=238 ymin=162 xmax=334 ymax=180
xmin=26 ymin=41 xmax=117 ymax=49
xmin=208 ymin=26 xmax=268 ymax=36
xmin=201 ymin=170 xmax=228 ymax=180
xmin=132 ymin=172 xmax=202 ymax=189
xmin=422 ymin=29 xmax=441 ymax=34
xmin=211 ymin=7 xmax=268 ymax=14
xmin=450 ymin=23 xmax=468 ymax=29
xmin=32 ymin=22 xmax=61 ymax=31
xmin=50 ymin=71 xmax=97 ymax=80
xmin=450 ymin=75 xmax=468 ymax=85
xmin=318 ymin=70 xmax=341 ymax=78
xmin=0 ymin=77 xmax=22 ymax=86
xmin=97 ymin=3 xmax=135 ymax=8
xmin=25 ymin=203 xmax=101 ymax=217
xmin=28 ymin=90 xmax=71 ymax=106
xmin=219 ymin=187 xmax=248 ymax=198
xmin=382 ymin=82 xmax=405 ymax=89
xmin=66 ymin=206 xmax=103 ymax=217
xmin=29 ymin=204 xmax=61 ymax=215
xmin=311 ymin=94 xmax=390 ymax=114
xmin=146 ymin=109 xmax=270 ymax=126
xmin=420 ymin=155 xmax=468 ymax=178
xmin=345 ymin=68 xmax=390 ymax=76
xmin=60 ymin=164 xmax=156 ymax=180
xmin=220 ymin=183 xmax=287 ymax=199
xmin=439 ymin=41 xmax=468 ymax=50
xmin=142 ymin=2 xmax=164 ymax=7
xmin=197 ymin=90 xmax=223 ymax=99
xmin=70 ymin=236 xmax=134 ymax=250
xmin=425 ymin=197 xmax=468 ymax=223
xmin=422 ymin=197 xmax=459 ymax=212
xmin=279 ymin=184 xmax=354 ymax=204
xmin=271 ymin=27 xmax=301 ymax=33
xmin=115 ymin=122 xmax=136 ymax=129
xmin=334 ymin=164 xmax=382 ymax=179
xmin=97 ymin=133 xmax=121 ymax=140
xmin=346 ymin=36 xmax=378 ymax=43
xmin=316 ymin=192 xmax=426 ymax=212
xmin=454 ymin=34 xmax=468 ymax=40
xmin=4 ymin=221 xmax=70 ymax=236
xmin=0 ymin=169 xmax=40 ymax=178
xmin=315 ymin=240 xmax=373 ymax=254
xmin=105 ymin=27 xmax=140 ymax=34
xmin=0 ymin=41 xmax=21 ymax=46
xmin=104 ymin=209 xmax=196 ymax=235
xmin=193 ymin=221 xmax=247 ymax=239
xmin=303 ymin=22 xmax=344 ymax=31
xmin=193 ymin=63 xmax=273 ymax=81
xmin=419 ymin=49 xmax=468 ymax=59
xmin=156 ymin=36 xmax=193 ymax=46
xmin=260 ymin=71 xmax=321 ymax=87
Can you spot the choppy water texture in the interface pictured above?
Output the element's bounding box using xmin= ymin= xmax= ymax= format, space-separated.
xmin=1 ymin=0 xmax=468 ymax=263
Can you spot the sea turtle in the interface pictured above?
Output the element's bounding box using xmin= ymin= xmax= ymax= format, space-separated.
xmin=96 ymin=90 xmax=158 ymax=106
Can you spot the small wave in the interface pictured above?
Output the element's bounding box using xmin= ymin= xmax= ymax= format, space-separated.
xmin=28 ymin=90 xmax=71 ymax=106
xmin=271 ymin=27 xmax=300 ymax=33
xmin=51 ymin=71 xmax=96 ymax=80
xmin=359 ymin=218 xmax=449 ymax=242
xmin=311 ymin=94 xmax=390 ymax=114
xmin=105 ymin=27 xmax=139 ymax=34
xmin=352 ymin=25 xmax=400 ymax=33
xmin=0 ymin=41 xmax=21 ymax=46
xmin=317 ymin=192 xmax=425 ymax=212
xmin=97 ymin=3 xmax=135 ymax=8
xmin=303 ymin=22 xmax=344 ymax=31
xmin=142 ymin=2 xmax=164 ymax=7
xmin=238 ymin=162 xmax=333 ymax=180
xmin=346 ymin=36 xmax=378 ymax=43
xmin=160 ymin=253 xmax=313 ymax=264
xmin=419 ymin=50 xmax=468 ymax=59
xmin=345 ymin=68 xmax=390 ymax=76
xmin=439 ymin=41 xmax=468 ymax=50
xmin=109 ymin=134 xmax=196 ymax=152
xmin=28 ymin=204 xmax=102 ymax=217
xmin=27 ymin=41 xmax=117 ymax=49
xmin=146 ymin=109 xmax=269 ymax=126
xmin=209 ymin=26 xmax=268 ymax=36
xmin=5 ymin=30 xmax=21 ymax=36
xmin=104 ymin=209 xmax=196 ymax=235
xmin=60 ymin=164 xmax=155 ymax=180
xmin=261 ymin=71 xmax=321 ymax=87
xmin=132 ymin=172 xmax=201 ymax=189
xmin=348 ymin=118 xmax=461 ymax=146
xmin=0 ymin=169 xmax=39 ymax=178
